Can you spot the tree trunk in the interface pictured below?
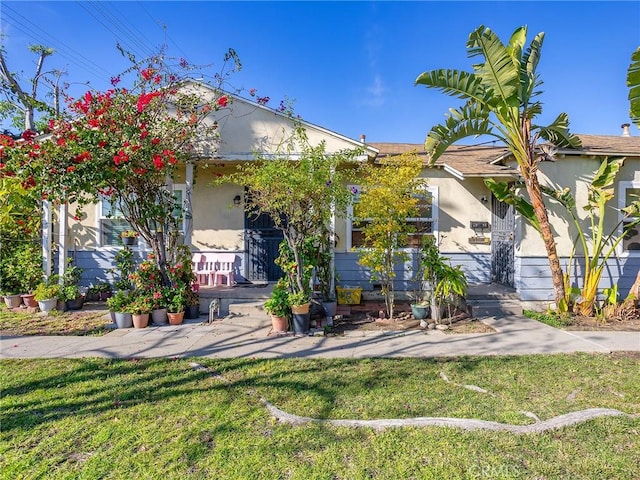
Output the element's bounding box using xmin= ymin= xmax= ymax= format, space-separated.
xmin=526 ymin=174 xmax=566 ymax=305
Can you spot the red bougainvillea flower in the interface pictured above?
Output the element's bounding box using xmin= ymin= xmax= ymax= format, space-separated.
xmin=217 ymin=96 xmax=228 ymax=107
xmin=152 ymin=137 xmax=160 ymax=145
xmin=249 ymin=88 xmax=256 ymax=97
xmin=154 ymin=75 xmax=162 ymax=84
xmin=152 ymin=154 xmax=165 ymax=170
xmin=257 ymin=96 xmax=270 ymax=105
xmin=66 ymin=166 xmax=76 ymax=173
xmin=133 ymin=167 xmax=148 ymax=175
xmin=137 ymin=91 xmax=160 ymax=113
xmin=141 ymin=68 xmax=154 ymax=81
xmin=21 ymin=130 xmax=36 ymax=141
xmin=110 ymin=76 xmax=121 ymax=86
xmin=179 ymin=58 xmax=188 ymax=68
xmin=113 ymin=151 xmax=129 ymax=165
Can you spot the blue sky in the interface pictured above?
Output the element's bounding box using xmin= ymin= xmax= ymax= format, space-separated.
xmin=2 ymin=1 xmax=639 ymax=143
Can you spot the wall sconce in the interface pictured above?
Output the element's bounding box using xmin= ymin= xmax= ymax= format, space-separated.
xmin=480 ymin=195 xmax=488 ymax=204
xmin=233 ymin=195 xmax=242 ymax=207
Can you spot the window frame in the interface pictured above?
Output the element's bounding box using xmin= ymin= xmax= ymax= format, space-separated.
xmin=96 ymin=183 xmax=186 ymax=248
xmin=618 ymin=180 xmax=640 ymax=257
xmin=346 ymin=184 xmax=438 ymax=250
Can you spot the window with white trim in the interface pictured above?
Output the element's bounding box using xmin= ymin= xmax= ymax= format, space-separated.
xmin=98 ymin=196 xmax=132 ymax=247
xmin=97 ymin=184 xmax=186 ymax=247
xmin=619 ymin=181 xmax=640 ymax=253
xmin=346 ymin=185 xmax=438 ymax=250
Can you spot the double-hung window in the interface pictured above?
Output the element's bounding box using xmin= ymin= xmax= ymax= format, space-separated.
xmin=619 ymin=181 xmax=640 ymax=254
xmin=98 ymin=196 xmax=132 ymax=247
xmin=97 ymin=184 xmax=186 ymax=247
xmin=346 ymin=185 xmax=438 ymax=250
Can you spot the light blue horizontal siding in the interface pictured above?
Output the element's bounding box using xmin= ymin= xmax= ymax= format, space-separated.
xmin=335 ymin=252 xmax=491 ymax=291
xmin=517 ymin=256 xmax=640 ymax=301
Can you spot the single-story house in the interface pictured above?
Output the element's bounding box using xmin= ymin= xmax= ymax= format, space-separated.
xmin=54 ymin=83 xmax=640 ymax=306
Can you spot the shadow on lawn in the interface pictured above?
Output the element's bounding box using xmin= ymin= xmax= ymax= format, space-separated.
xmin=0 ymin=355 xmax=500 ymax=435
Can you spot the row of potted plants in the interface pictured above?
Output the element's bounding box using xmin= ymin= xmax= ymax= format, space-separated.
xmin=105 ymin=247 xmax=200 ymax=329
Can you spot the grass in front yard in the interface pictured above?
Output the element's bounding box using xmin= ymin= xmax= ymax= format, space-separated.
xmin=1 ymin=354 xmax=639 ymax=479
xmin=0 ymin=304 xmax=112 ymax=336
xmin=524 ymin=309 xmax=573 ymax=328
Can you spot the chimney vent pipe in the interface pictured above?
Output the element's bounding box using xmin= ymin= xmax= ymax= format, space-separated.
xmin=360 ymin=134 xmax=366 ymax=144
xmin=621 ymin=123 xmax=631 ymax=137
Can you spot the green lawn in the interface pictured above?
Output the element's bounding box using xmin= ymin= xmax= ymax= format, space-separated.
xmin=1 ymin=354 xmax=638 ymax=479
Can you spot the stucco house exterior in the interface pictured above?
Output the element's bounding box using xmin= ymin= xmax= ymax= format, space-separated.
xmin=56 ymin=86 xmax=640 ymax=306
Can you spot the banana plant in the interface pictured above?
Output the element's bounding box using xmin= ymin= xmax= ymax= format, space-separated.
xmin=416 ymin=25 xmax=581 ymax=305
xmin=487 ymin=157 xmax=640 ymax=316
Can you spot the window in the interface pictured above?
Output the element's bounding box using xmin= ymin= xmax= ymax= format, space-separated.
xmin=619 ymin=181 xmax=640 ymax=253
xmin=97 ymin=184 xmax=186 ymax=247
xmin=98 ymin=196 xmax=132 ymax=247
xmin=346 ymin=185 xmax=438 ymax=250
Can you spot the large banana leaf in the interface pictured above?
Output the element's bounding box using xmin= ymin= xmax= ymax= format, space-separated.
xmin=536 ymin=112 xmax=582 ymax=148
xmin=425 ymin=104 xmax=494 ymax=161
xmin=466 ymin=25 xmax=521 ymax=106
xmin=485 ymin=178 xmax=541 ymax=233
xmin=628 ymin=47 xmax=640 ymax=125
xmin=414 ymin=69 xmax=490 ymax=105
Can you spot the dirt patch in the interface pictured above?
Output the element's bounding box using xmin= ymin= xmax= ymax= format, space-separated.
xmin=564 ymin=315 xmax=640 ymax=332
xmin=330 ymin=304 xmax=495 ymax=335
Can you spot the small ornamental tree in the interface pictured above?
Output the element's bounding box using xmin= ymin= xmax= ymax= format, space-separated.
xmin=0 ymin=49 xmax=240 ymax=284
xmin=222 ymin=127 xmax=361 ymax=301
xmin=355 ymin=152 xmax=425 ymax=319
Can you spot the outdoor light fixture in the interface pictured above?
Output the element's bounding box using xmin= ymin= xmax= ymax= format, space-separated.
xmin=233 ymin=195 xmax=242 ymax=206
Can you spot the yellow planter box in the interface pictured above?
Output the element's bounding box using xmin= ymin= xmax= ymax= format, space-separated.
xmin=336 ymin=286 xmax=363 ymax=305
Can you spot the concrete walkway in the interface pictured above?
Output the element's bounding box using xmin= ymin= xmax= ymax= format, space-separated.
xmin=1 ymin=312 xmax=639 ymax=360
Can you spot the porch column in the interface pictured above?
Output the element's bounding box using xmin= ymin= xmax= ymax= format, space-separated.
xmin=57 ymin=203 xmax=68 ymax=281
xmin=42 ymin=200 xmax=52 ymax=277
xmin=184 ymin=161 xmax=194 ymax=245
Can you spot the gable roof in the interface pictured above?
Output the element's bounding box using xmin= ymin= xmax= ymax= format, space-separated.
xmin=371 ymin=133 xmax=640 ymax=180
xmin=369 ymin=142 xmax=516 ymax=179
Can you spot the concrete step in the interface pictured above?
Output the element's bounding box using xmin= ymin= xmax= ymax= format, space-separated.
xmin=229 ymin=300 xmax=266 ymax=316
xmin=468 ymin=300 xmax=523 ymax=317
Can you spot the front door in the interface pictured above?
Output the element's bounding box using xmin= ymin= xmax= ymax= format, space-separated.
xmin=244 ymin=211 xmax=284 ymax=282
xmin=491 ymin=194 xmax=515 ymax=287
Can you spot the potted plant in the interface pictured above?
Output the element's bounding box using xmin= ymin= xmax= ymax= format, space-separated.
xmin=264 ymin=278 xmax=291 ymax=332
xmin=288 ymin=290 xmax=311 ymax=334
xmin=150 ymin=288 xmax=169 ymax=325
xmin=33 ymin=280 xmax=60 ymax=313
xmin=410 ymin=236 xmax=432 ymax=322
xmin=109 ymin=247 xmax=135 ymax=293
xmin=127 ymin=295 xmax=152 ymax=328
xmin=185 ymin=284 xmax=200 ymax=319
xmin=167 ymin=289 xmax=186 ymax=325
xmin=106 ymin=290 xmax=133 ymax=328
xmin=420 ymin=237 xmax=468 ymax=323
xmin=120 ymin=229 xmax=139 ymax=246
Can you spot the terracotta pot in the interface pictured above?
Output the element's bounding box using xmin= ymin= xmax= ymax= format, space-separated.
xmin=271 ymin=315 xmax=289 ymax=332
xmin=21 ymin=294 xmax=38 ymax=308
xmin=132 ymin=313 xmax=149 ymax=328
xmin=167 ymin=311 xmax=184 ymax=325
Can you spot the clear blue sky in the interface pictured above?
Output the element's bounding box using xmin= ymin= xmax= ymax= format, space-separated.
xmin=2 ymin=1 xmax=639 ymax=143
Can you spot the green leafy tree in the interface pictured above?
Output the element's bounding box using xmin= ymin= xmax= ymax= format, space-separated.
xmin=416 ymin=25 xmax=581 ymax=305
xmin=355 ymin=152 xmax=424 ymax=319
xmin=628 ymin=46 xmax=640 ymax=126
xmin=2 ymin=49 xmax=239 ymax=284
xmin=223 ymin=127 xmax=360 ymax=301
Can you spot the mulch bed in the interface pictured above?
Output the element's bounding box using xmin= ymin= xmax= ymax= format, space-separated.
xmin=329 ymin=301 xmax=495 ymax=335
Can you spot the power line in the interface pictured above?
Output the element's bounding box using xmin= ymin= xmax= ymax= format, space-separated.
xmin=137 ymin=0 xmax=191 ymax=61
xmin=3 ymin=4 xmax=112 ymax=82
